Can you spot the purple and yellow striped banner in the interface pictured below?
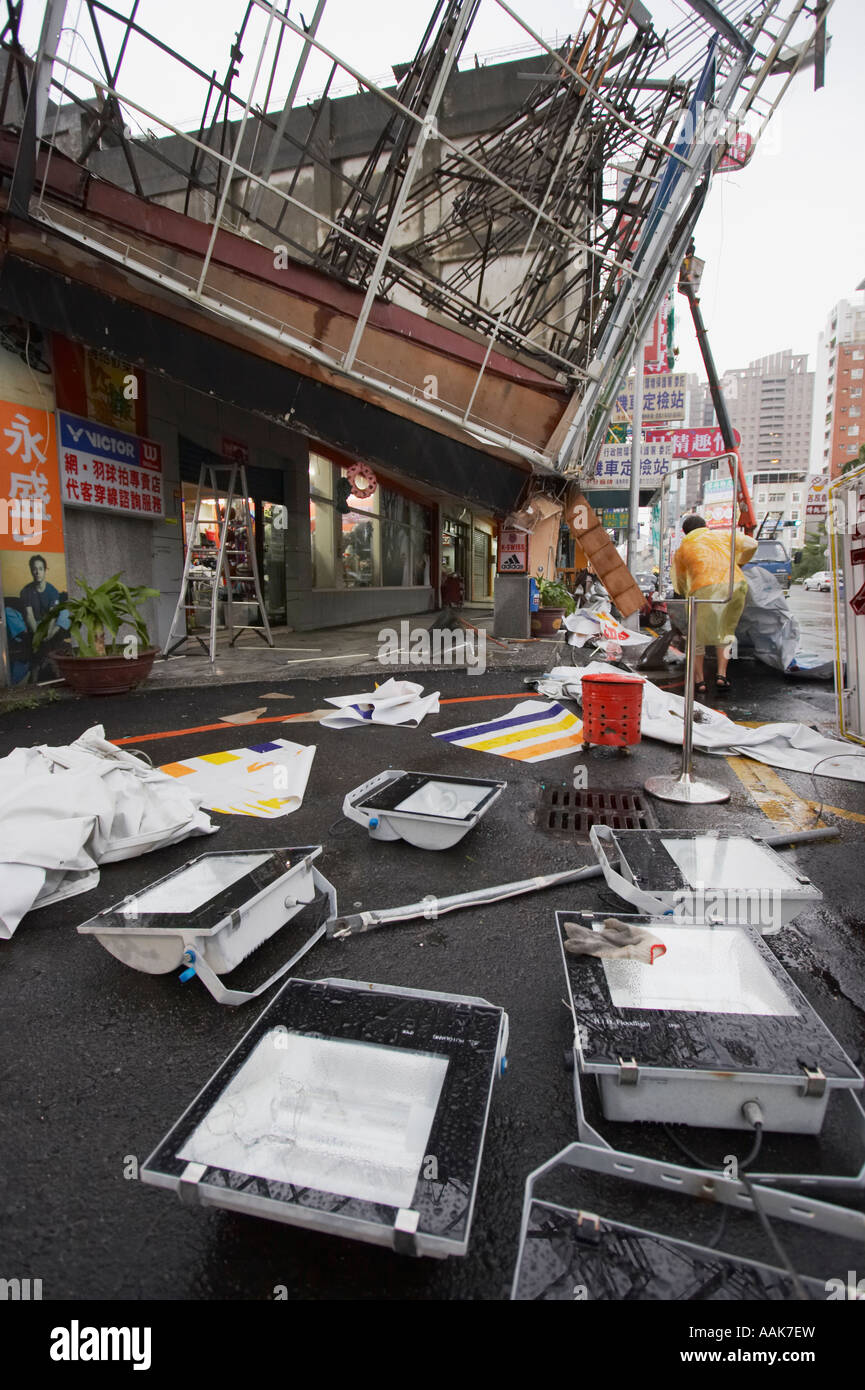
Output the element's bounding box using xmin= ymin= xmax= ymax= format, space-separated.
xmin=434 ymin=700 xmax=583 ymax=763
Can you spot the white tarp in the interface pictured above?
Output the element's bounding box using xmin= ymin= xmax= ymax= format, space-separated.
xmin=0 ymin=725 xmax=215 ymax=938
xmin=737 ymin=566 xmax=801 ymax=672
xmin=320 ymin=678 xmax=440 ymax=730
xmin=539 ymin=664 xmax=865 ymax=782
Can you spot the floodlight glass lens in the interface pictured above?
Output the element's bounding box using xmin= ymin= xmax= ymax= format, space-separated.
xmin=179 ymin=1032 xmax=449 ymax=1207
xmin=121 ymin=853 xmax=271 ymax=914
xmin=601 ymin=926 xmax=799 ymax=1015
xmin=660 ymin=836 xmax=799 ymax=890
xmin=394 ymin=780 xmax=489 ymax=818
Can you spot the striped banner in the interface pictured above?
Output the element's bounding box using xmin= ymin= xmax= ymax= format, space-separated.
xmin=158 ymin=738 xmax=315 ymax=817
xmin=434 ymin=700 xmax=583 ymax=763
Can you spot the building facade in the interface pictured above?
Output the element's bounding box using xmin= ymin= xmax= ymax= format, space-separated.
xmin=811 ymin=296 xmax=865 ymax=480
xmin=710 ymin=351 xmax=813 ymax=544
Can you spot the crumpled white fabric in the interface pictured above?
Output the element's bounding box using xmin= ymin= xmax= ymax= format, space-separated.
xmin=538 ymin=663 xmax=865 ymax=782
xmin=563 ymin=608 xmax=653 ymax=651
xmin=319 ymin=678 xmax=440 ymax=730
xmin=0 ymin=725 xmax=216 ymax=938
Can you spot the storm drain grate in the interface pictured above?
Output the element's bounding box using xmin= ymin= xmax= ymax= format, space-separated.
xmin=535 ymin=786 xmax=658 ymax=839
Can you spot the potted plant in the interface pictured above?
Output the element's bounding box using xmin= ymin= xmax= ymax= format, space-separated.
xmin=531 ymin=574 xmax=576 ymax=636
xmin=32 ymin=573 xmax=160 ymax=696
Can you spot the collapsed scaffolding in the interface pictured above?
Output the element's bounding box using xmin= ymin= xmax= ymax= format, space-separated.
xmin=3 ymin=0 xmax=832 ymax=477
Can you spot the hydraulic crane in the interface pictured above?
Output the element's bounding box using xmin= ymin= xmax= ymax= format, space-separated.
xmin=678 ymin=244 xmax=757 ymax=534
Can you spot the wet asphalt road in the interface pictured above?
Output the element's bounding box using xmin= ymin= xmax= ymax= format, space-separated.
xmin=1 ymin=658 xmax=863 ymax=1302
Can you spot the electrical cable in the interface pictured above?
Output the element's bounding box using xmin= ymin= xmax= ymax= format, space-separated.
xmin=326 ymin=814 xmax=357 ymax=838
xmin=741 ymin=1165 xmax=811 ymax=1302
xmin=807 ymin=751 xmax=865 ymax=827
xmin=664 ymin=1111 xmax=811 ymax=1298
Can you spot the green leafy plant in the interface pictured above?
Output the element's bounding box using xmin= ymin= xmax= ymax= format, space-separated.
xmin=536 ymin=574 xmax=576 ymax=614
xmin=790 ymin=524 xmax=828 ymax=584
xmin=32 ymin=573 xmax=159 ymax=657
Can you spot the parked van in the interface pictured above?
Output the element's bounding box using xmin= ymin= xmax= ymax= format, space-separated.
xmin=743 ymin=539 xmax=792 ymax=590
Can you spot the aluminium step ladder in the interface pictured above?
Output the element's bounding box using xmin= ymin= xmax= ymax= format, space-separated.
xmin=163 ymin=461 xmax=274 ymax=661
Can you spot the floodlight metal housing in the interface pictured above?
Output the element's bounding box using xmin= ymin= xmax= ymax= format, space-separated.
xmin=77 ymin=847 xmax=336 ymax=1005
xmin=557 ymin=910 xmax=863 ymax=1137
xmin=141 ymin=977 xmax=509 ymax=1257
xmin=343 ymin=769 xmax=506 ymax=850
xmin=510 ymin=1142 xmax=865 ymax=1301
xmin=589 ymin=825 xmax=822 ymax=934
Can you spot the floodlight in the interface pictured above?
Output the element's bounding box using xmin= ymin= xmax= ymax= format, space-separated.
xmin=511 ymin=1142 xmax=863 ymax=1301
xmin=141 ymin=977 xmax=509 ymax=1257
xmin=589 ymin=826 xmax=822 ymax=934
xmin=557 ymin=910 xmax=862 ymax=1135
xmin=343 ymin=769 xmax=506 ymax=850
xmin=77 ymin=847 xmax=336 ymax=1005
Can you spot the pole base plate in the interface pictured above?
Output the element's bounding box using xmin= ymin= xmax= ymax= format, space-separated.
xmin=644 ymin=773 xmax=731 ymax=805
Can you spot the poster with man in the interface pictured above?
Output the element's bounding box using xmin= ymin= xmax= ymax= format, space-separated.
xmin=0 ymin=398 xmax=70 ymax=684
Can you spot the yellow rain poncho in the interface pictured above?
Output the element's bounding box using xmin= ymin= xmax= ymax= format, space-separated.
xmin=671 ymin=526 xmax=758 ymax=649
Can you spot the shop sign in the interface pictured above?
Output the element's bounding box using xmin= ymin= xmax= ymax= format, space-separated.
xmin=0 ymin=397 xmax=68 ymax=686
xmin=592 ymin=440 xmax=672 ymax=487
xmin=612 ymin=373 xmax=687 ymax=423
xmin=222 ymin=437 xmax=249 ymax=466
xmin=58 ymin=412 xmax=164 ymax=519
xmin=647 ymin=426 xmax=741 ymax=459
xmin=806 ymin=476 xmax=828 ymax=517
xmin=497 ymin=528 xmax=528 ymax=573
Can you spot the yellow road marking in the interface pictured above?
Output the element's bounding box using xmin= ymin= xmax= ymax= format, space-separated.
xmin=725 ymin=757 xmax=826 ymax=830
xmin=806 ymin=800 xmax=865 ymax=826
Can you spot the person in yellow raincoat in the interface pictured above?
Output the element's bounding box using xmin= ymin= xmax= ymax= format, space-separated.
xmin=671 ymin=515 xmax=757 ymax=694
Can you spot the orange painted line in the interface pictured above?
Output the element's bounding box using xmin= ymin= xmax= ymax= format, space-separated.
xmin=114 ymin=693 xmax=530 ymax=746
xmin=439 ymin=693 xmax=526 ymax=704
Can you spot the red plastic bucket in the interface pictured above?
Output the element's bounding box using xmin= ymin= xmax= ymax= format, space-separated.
xmin=581 ymin=673 xmax=643 ymax=747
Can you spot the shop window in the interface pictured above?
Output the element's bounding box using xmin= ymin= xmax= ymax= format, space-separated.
xmin=309 ymin=453 xmax=333 ymax=498
xmin=309 ymin=498 xmax=336 ymax=587
xmin=382 ymin=522 xmax=412 ymax=586
xmin=309 ymin=454 xmax=431 ymax=590
xmin=341 ymin=510 xmax=378 ymax=588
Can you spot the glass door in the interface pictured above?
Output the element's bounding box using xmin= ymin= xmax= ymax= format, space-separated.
xmin=260 ymin=500 xmax=287 ymax=623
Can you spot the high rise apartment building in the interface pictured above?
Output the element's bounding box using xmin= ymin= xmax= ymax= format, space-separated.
xmin=811 ymin=295 xmax=865 ymax=480
xmin=699 ymin=352 xmax=813 ymax=541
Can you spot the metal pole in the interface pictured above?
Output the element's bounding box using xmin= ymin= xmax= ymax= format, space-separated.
xmin=554 ymin=12 xmax=763 ymax=474
xmin=627 ymin=352 xmax=644 ymax=568
xmin=195 ymin=3 xmax=278 ymax=295
xmin=624 ymin=345 xmax=645 ymax=630
xmin=341 ymin=0 xmax=480 ymax=372
xmin=657 ymin=471 xmax=669 ymax=592
xmin=646 ymin=450 xmax=740 ymax=803
xmin=246 ymin=0 xmax=327 ymax=223
xmin=8 ymin=0 xmax=68 ymax=217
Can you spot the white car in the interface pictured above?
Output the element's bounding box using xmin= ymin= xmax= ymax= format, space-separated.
xmin=803 ymin=571 xmax=831 ymax=592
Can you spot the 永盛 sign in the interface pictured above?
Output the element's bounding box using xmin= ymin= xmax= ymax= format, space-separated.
xmin=592 ymin=440 xmax=672 ymax=487
xmin=0 ymin=400 xmax=65 ymax=552
xmin=57 ymin=411 xmax=164 ymax=519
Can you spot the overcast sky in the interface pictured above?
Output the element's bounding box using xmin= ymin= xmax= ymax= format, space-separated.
xmin=20 ymin=0 xmax=865 ymax=378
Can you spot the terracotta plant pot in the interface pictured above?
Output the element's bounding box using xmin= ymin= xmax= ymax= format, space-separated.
xmin=531 ymin=606 xmax=566 ymax=636
xmin=55 ymin=649 xmax=158 ymax=696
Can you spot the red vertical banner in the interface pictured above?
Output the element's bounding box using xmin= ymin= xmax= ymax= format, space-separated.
xmin=0 ymin=397 xmax=68 ymax=685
